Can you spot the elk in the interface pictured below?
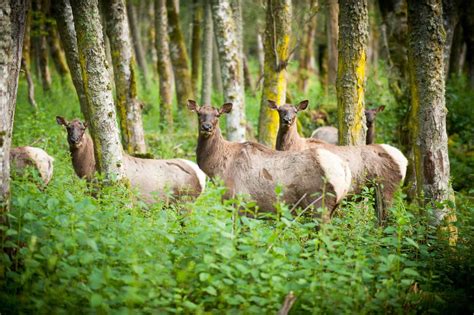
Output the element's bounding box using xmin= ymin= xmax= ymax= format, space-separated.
xmin=187 ymin=100 xmax=352 ymax=218
xmin=270 ymin=100 xmax=407 ymax=214
xmin=10 ymin=146 xmax=54 ymax=185
xmin=311 ymin=105 xmax=386 ymax=145
xmin=56 ymin=117 xmax=206 ymax=203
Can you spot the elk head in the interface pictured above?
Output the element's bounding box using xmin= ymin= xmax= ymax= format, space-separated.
xmin=365 ymin=105 xmax=385 ymax=127
xmin=187 ymin=100 xmax=232 ymax=138
xmin=56 ymin=116 xmax=88 ymax=148
xmin=268 ymin=100 xmax=309 ymax=127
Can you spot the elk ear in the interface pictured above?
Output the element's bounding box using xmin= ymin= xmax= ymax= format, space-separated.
xmin=376 ymin=105 xmax=386 ymax=113
xmin=219 ymin=103 xmax=233 ymax=115
xmin=56 ymin=116 xmax=68 ymax=126
xmin=187 ymin=99 xmax=200 ymax=112
xmin=267 ymin=100 xmax=278 ymax=110
xmin=297 ymin=100 xmax=309 ymax=111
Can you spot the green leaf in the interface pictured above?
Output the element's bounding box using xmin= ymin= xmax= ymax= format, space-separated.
xmin=90 ymin=293 xmax=103 ymax=308
xmin=204 ymin=286 xmax=217 ymax=296
xmin=402 ymin=268 xmax=420 ymax=278
xmin=405 ymin=237 xmax=419 ymax=249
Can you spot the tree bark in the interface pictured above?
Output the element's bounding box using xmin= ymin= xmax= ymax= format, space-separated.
xmin=463 ymin=0 xmax=474 ymax=89
xmin=22 ymin=5 xmax=37 ymax=109
xmin=200 ymin=0 xmax=213 ymax=105
xmin=257 ymin=0 xmax=292 ymax=147
xmin=298 ymin=0 xmax=317 ymax=93
xmin=337 ymin=0 xmax=369 ymax=146
xmin=155 ymin=0 xmax=174 ymax=126
xmin=212 ymin=37 xmax=223 ymax=95
xmin=190 ymin=0 xmax=202 ymax=97
xmin=36 ymin=0 xmax=52 ymax=92
xmin=211 ymin=0 xmax=246 ymax=141
xmin=327 ymin=0 xmax=338 ymax=86
xmin=407 ymin=0 xmax=452 ymax=224
xmin=52 ymin=0 xmax=90 ymax=122
xmin=103 ymin=0 xmax=146 ymax=154
xmin=70 ymin=0 xmax=125 ymax=181
xmin=243 ymin=56 xmax=253 ymax=92
xmin=256 ymin=32 xmax=264 ymax=79
xmin=167 ymin=0 xmax=193 ymax=110
xmin=448 ymin=21 xmax=464 ymax=78
xmin=47 ymin=18 xmax=70 ymax=78
xmin=0 ymin=0 xmax=27 ymax=217
xmin=442 ymin=0 xmax=461 ymax=80
xmin=126 ymin=1 xmax=148 ymax=86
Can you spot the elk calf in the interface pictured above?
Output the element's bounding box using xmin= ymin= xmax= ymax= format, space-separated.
xmin=188 ymin=100 xmax=352 ymax=218
xmin=10 ymin=146 xmax=54 ymax=185
xmin=270 ymin=100 xmax=407 ymax=213
xmin=56 ymin=116 xmax=206 ymax=203
xmin=311 ymin=105 xmax=385 ymax=145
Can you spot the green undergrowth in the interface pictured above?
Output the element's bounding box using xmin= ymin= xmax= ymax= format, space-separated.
xmin=1 ymin=67 xmax=473 ymax=313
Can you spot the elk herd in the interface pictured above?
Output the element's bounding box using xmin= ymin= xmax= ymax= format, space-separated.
xmin=10 ymin=99 xmax=407 ymax=223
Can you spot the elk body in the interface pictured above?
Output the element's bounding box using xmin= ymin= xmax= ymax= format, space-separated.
xmin=271 ymin=101 xmax=407 ymax=210
xmin=56 ymin=117 xmax=206 ymax=203
xmin=311 ymin=105 xmax=386 ymax=145
xmin=10 ymin=146 xmax=54 ymax=185
xmin=188 ymin=100 xmax=352 ymax=217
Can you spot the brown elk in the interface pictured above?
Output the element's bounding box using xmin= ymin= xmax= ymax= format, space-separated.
xmin=270 ymin=100 xmax=407 ymax=213
xmin=311 ymin=105 xmax=385 ymax=145
xmin=10 ymin=146 xmax=54 ymax=185
xmin=56 ymin=116 xmax=206 ymax=203
xmin=187 ymin=100 xmax=352 ymax=218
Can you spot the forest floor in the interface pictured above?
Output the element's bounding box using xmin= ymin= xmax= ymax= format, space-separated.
xmin=1 ymin=65 xmax=473 ymax=313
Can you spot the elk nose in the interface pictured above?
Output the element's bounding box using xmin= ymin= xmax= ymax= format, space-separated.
xmin=202 ymin=123 xmax=212 ymax=132
xmin=283 ymin=117 xmax=292 ymax=124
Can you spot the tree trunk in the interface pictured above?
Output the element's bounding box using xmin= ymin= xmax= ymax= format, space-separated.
xmin=298 ymin=0 xmax=317 ymax=93
xmin=200 ymin=0 xmax=213 ymax=105
xmin=337 ymin=0 xmax=369 ymax=146
xmin=407 ymin=0 xmax=452 ymax=224
xmin=167 ymin=0 xmax=193 ymax=110
xmin=211 ymin=0 xmax=246 ymax=141
xmin=70 ymin=0 xmax=125 ymax=181
xmin=463 ymin=0 xmax=474 ymax=89
xmin=257 ymin=0 xmax=292 ymax=147
xmin=52 ymin=0 xmax=89 ymax=122
xmin=442 ymin=0 xmax=461 ymax=80
xmin=448 ymin=22 xmax=465 ymax=78
xmin=243 ymin=56 xmax=253 ymax=92
xmin=103 ymin=0 xmax=146 ymax=154
xmin=190 ymin=0 xmax=202 ymax=97
xmin=22 ymin=6 xmax=37 ymax=109
xmin=155 ymin=0 xmax=174 ymax=126
xmin=212 ymin=37 xmax=223 ymax=95
xmin=37 ymin=0 xmax=52 ymax=92
xmin=47 ymin=18 xmax=69 ymax=78
xmin=0 ymin=0 xmax=27 ymax=217
xmin=257 ymin=32 xmax=264 ymax=79
xmin=126 ymin=1 xmax=148 ymax=86
xmin=327 ymin=0 xmax=338 ymax=86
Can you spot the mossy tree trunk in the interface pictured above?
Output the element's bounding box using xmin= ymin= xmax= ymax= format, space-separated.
xmin=327 ymin=0 xmax=338 ymax=87
xmin=0 ymin=0 xmax=26 ymax=217
xmin=36 ymin=0 xmax=52 ymax=92
xmin=22 ymin=6 xmax=37 ymax=109
xmin=103 ymin=0 xmax=146 ymax=154
xmin=448 ymin=21 xmax=464 ymax=78
xmin=52 ymin=0 xmax=89 ymax=122
xmin=200 ymin=0 xmax=213 ymax=105
xmin=211 ymin=0 xmax=246 ymax=141
xmin=336 ymin=0 xmax=369 ymax=146
xmin=47 ymin=17 xmax=69 ymax=78
xmin=298 ymin=0 xmax=317 ymax=93
xmin=442 ymin=0 xmax=461 ymax=80
xmin=126 ymin=1 xmax=148 ymax=86
xmin=407 ymin=0 xmax=452 ymax=224
xmin=167 ymin=0 xmax=193 ymax=110
xmin=190 ymin=0 xmax=202 ymax=98
xmin=257 ymin=0 xmax=291 ymax=147
xmin=155 ymin=0 xmax=174 ymax=127
xmin=70 ymin=0 xmax=125 ymax=181
xmin=212 ymin=38 xmax=223 ymax=95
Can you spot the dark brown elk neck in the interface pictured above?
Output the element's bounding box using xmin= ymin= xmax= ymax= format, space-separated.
xmin=196 ymin=126 xmax=230 ymax=177
xmin=366 ymin=122 xmax=375 ymax=145
xmin=70 ymin=133 xmax=96 ymax=178
xmin=276 ymin=121 xmax=304 ymax=151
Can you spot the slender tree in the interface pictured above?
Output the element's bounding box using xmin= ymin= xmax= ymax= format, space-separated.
xmin=167 ymin=0 xmax=193 ymax=110
xmin=442 ymin=0 xmax=461 ymax=80
xmin=337 ymin=0 xmax=369 ymax=145
xmin=126 ymin=1 xmax=148 ymax=85
xmin=200 ymin=0 xmax=213 ymax=105
xmin=36 ymin=0 xmax=52 ymax=91
xmin=258 ymin=0 xmax=292 ymax=147
xmin=448 ymin=22 xmax=465 ymax=78
xmin=103 ymin=0 xmax=146 ymax=154
xmin=298 ymin=0 xmax=317 ymax=92
xmin=212 ymin=38 xmax=223 ymax=94
xmin=47 ymin=19 xmax=69 ymax=77
xmin=190 ymin=0 xmax=203 ymax=97
xmin=463 ymin=0 xmax=474 ymax=89
xmin=327 ymin=0 xmax=338 ymax=86
xmin=22 ymin=6 xmax=37 ymax=109
xmin=52 ymin=0 xmax=89 ymax=121
xmin=70 ymin=0 xmax=125 ymax=180
xmin=0 ymin=0 xmax=27 ymax=217
xmin=155 ymin=0 xmax=174 ymax=126
xmin=211 ymin=0 xmax=246 ymax=141
xmin=407 ymin=0 xmax=452 ymax=223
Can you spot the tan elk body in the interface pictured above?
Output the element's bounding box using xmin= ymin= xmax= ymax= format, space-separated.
xmin=270 ymin=101 xmax=407 ymax=209
xmin=56 ymin=117 xmax=206 ymax=203
xmin=10 ymin=146 xmax=54 ymax=185
xmin=188 ymin=100 xmax=352 ymax=216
